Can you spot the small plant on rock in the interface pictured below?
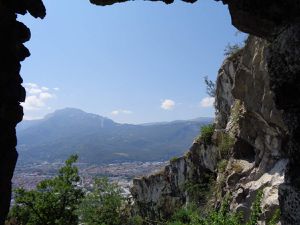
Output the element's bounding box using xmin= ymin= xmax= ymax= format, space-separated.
xmin=218 ymin=132 xmax=235 ymax=159
xmin=196 ymin=124 xmax=215 ymax=145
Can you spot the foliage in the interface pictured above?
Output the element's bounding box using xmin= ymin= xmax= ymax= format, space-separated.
xmin=77 ymin=177 xmax=127 ymax=225
xmin=247 ymin=190 xmax=263 ymax=225
xmin=224 ymin=43 xmax=242 ymax=57
xmin=197 ymin=124 xmax=215 ymax=145
xmin=8 ymin=155 xmax=84 ymax=225
xmin=7 ymin=154 xmax=270 ymax=225
xmin=170 ymin=156 xmax=179 ymax=163
xmin=268 ymin=209 xmax=280 ymax=225
xmin=204 ymin=76 xmax=216 ymax=98
xmin=217 ymin=159 xmax=228 ymax=173
xmin=218 ymin=133 xmax=235 ymax=159
xmin=166 ymin=199 xmax=242 ymax=225
xmin=165 ymin=191 xmax=266 ymax=225
xmin=184 ymin=173 xmax=213 ymax=206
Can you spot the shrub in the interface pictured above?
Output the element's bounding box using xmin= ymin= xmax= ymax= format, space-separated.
xmin=170 ymin=156 xmax=179 ymax=163
xmin=8 ymin=155 xmax=84 ymax=225
xmin=184 ymin=173 xmax=214 ymax=206
xmin=204 ymin=76 xmax=216 ymax=98
xmin=268 ymin=209 xmax=280 ymax=225
xmin=247 ymin=190 xmax=263 ymax=225
xmin=224 ymin=43 xmax=242 ymax=57
xmin=218 ymin=133 xmax=235 ymax=159
xmin=197 ymin=124 xmax=215 ymax=145
xmin=217 ymin=159 xmax=228 ymax=173
xmin=77 ymin=177 xmax=126 ymax=225
xmin=166 ymin=198 xmax=242 ymax=225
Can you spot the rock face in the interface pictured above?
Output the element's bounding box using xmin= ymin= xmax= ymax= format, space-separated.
xmin=131 ymin=142 xmax=217 ymax=220
xmin=129 ymin=2 xmax=300 ymax=225
xmin=130 ymin=35 xmax=291 ymax=224
xmin=217 ymin=36 xmax=288 ymax=222
xmin=0 ymin=0 xmax=45 ymax=224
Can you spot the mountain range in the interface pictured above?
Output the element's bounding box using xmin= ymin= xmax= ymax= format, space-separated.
xmin=17 ymin=108 xmax=213 ymax=164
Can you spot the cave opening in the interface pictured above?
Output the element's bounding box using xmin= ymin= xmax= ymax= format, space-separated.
xmin=1 ymin=0 xmax=300 ymax=224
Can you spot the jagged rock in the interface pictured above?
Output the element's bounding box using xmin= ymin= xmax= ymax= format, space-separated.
xmin=130 ymin=141 xmax=217 ymax=220
xmin=131 ymin=35 xmax=293 ymax=224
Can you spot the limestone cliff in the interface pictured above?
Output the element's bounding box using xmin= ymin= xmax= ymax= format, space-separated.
xmin=130 ymin=35 xmax=295 ymax=224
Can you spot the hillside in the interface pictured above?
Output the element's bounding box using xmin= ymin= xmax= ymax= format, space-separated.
xmin=17 ymin=108 xmax=213 ymax=164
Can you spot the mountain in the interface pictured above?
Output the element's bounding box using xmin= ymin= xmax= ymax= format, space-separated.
xmin=17 ymin=108 xmax=213 ymax=164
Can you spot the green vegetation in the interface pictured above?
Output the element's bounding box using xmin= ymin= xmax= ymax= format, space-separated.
xmin=218 ymin=132 xmax=235 ymax=159
xmin=7 ymin=155 xmax=84 ymax=225
xmin=184 ymin=173 xmax=213 ymax=206
xmin=196 ymin=124 xmax=215 ymax=145
xmin=268 ymin=209 xmax=281 ymax=225
xmin=77 ymin=177 xmax=129 ymax=225
xmin=166 ymin=191 xmax=265 ymax=225
xmin=247 ymin=190 xmax=263 ymax=225
xmin=170 ymin=156 xmax=179 ymax=163
xmin=217 ymin=159 xmax=228 ymax=173
xmin=166 ymin=198 xmax=241 ymax=225
xmin=7 ymin=155 xmax=274 ymax=225
xmin=204 ymin=76 xmax=216 ymax=98
xmin=224 ymin=43 xmax=242 ymax=57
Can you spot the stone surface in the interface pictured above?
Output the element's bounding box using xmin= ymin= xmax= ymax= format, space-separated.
xmin=130 ymin=141 xmax=217 ymax=220
xmin=0 ymin=0 xmax=45 ymax=224
xmin=130 ymin=34 xmax=298 ymax=224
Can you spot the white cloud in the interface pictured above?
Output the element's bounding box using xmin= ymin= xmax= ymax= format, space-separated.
xmin=111 ymin=110 xmax=119 ymax=115
xmin=40 ymin=92 xmax=53 ymax=100
xmin=24 ymin=83 xmax=38 ymax=88
xmin=27 ymin=88 xmax=42 ymax=94
xmin=121 ymin=110 xmax=133 ymax=114
xmin=53 ymin=87 xmax=60 ymax=91
xmin=200 ymin=97 xmax=215 ymax=108
xmin=23 ymin=115 xmax=43 ymax=120
xmin=111 ymin=109 xmax=133 ymax=116
xmin=22 ymin=83 xmax=55 ymax=111
xmin=41 ymin=86 xmax=49 ymax=91
xmin=161 ymin=99 xmax=175 ymax=110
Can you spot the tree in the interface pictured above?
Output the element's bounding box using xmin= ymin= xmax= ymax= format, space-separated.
xmin=8 ymin=155 xmax=84 ymax=225
xmin=224 ymin=43 xmax=241 ymax=57
xmin=77 ymin=177 xmax=128 ymax=225
xmin=204 ymin=76 xmax=216 ymax=98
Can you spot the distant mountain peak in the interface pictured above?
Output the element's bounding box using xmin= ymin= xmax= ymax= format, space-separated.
xmin=45 ymin=108 xmax=112 ymax=121
xmin=17 ymin=109 xmax=212 ymax=164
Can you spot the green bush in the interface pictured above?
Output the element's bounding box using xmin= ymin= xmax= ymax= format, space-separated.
xmin=170 ymin=156 xmax=179 ymax=163
xmin=217 ymin=159 xmax=228 ymax=173
xmin=218 ymin=133 xmax=235 ymax=159
xmin=197 ymin=124 xmax=215 ymax=145
xmin=77 ymin=177 xmax=126 ymax=225
xmin=247 ymin=190 xmax=263 ymax=225
xmin=166 ymin=199 xmax=242 ymax=225
xmin=184 ymin=173 xmax=213 ymax=206
xmin=8 ymin=155 xmax=84 ymax=225
xmin=165 ymin=191 xmax=265 ymax=225
xmin=268 ymin=209 xmax=280 ymax=225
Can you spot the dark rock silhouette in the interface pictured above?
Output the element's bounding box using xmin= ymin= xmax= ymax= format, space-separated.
xmin=0 ymin=0 xmax=300 ymax=224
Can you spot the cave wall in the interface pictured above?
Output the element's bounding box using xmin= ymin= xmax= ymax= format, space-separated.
xmin=0 ymin=0 xmax=45 ymax=224
xmin=1 ymin=0 xmax=300 ymax=224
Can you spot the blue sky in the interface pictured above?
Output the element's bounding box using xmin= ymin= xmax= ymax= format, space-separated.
xmin=19 ymin=0 xmax=245 ymax=124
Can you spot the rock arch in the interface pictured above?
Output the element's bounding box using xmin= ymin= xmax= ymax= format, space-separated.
xmin=0 ymin=0 xmax=299 ymax=224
